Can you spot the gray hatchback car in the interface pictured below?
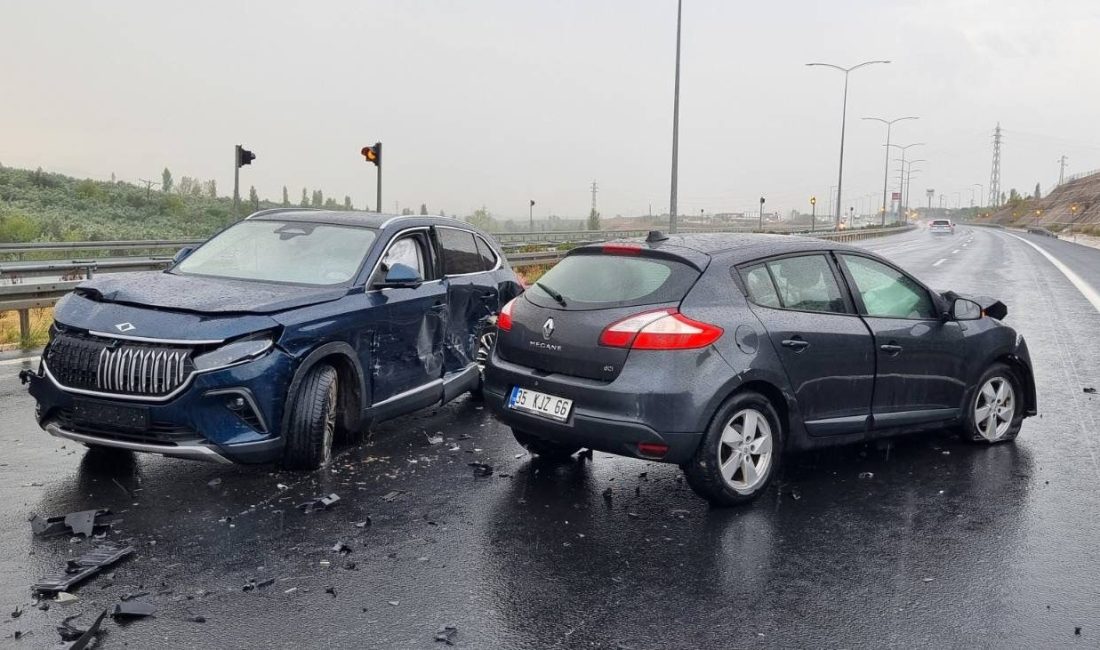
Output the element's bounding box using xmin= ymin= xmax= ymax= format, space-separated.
xmin=484 ymin=232 xmax=1036 ymax=505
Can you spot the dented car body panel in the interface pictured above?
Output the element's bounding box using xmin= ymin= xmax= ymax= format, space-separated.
xmin=24 ymin=211 xmax=522 ymax=465
xmin=485 ymin=233 xmax=1036 ymax=463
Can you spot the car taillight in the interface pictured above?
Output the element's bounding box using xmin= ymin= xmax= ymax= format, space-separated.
xmin=498 ymin=298 xmax=517 ymax=331
xmin=599 ymin=309 xmax=723 ymax=350
xmin=601 ymin=243 xmax=642 ymax=255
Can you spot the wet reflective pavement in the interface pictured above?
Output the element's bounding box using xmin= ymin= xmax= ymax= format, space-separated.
xmin=1 ymin=226 xmax=1099 ymax=648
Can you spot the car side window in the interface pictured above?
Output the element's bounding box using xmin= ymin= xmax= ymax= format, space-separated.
xmin=763 ymin=255 xmax=847 ymax=314
xmin=474 ymin=236 xmax=499 ymax=271
xmin=437 ymin=228 xmax=483 ymax=275
xmin=839 ymin=254 xmax=937 ymax=319
xmin=741 ymin=265 xmax=781 ymax=308
xmin=381 ymin=237 xmax=425 ymax=278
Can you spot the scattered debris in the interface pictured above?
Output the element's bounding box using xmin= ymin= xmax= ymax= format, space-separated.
xmin=388 ymin=600 xmax=400 ymax=606
xmin=186 ymin=614 xmax=206 ymax=623
xmin=57 ymin=614 xmax=89 ymax=642
xmin=242 ymin=577 xmax=276 ymax=592
xmin=638 ymin=471 xmax=648 ymax=480
xmin=29 ymin=509 xmax=114 ymax=538
xmin=858 ymin=472 xmax=874 ymax=479
xmin=1085 ymin=387 xmax=1097 ymax=394
xmin=354 ymin=518 xmax=372 ymax=528
xmin=11 ymin=606 xmax=21 ymax=618
xmin=343 ymin=561 xmax=358 ymax=571
xmin=324 ymin=586 xmax=337 ymax=597
xmin=458 ymin=434 xmax=473 ymax=440
xmin=426 ymin=434 xmax=444 ymax=445
xmin=276 ymin=483 xmax=289 ymax=490
xmin=1075 ymin=626 xmax=1082 ymax=635
xmin=626 ymin=512 xmax=640 ymax=519
xmin=33 ymin=545 xmax=134 ymax=595
xmin=207 ymin=478 xmax=222 ymax=488
xmin=670 ymin=509 xmax=691 ymax=520
xmin=578 ymin=448 xmax=593 ymax=461
xmin=112 ymin=600 xmax=156 ymax=618
xmin=382 ymin=491 xmax=404 ymax=502
xmin=297 ymin=493 xmax=340 ymax=513
xmin=332 ymin=541 xmax=353 ymax=555
xmin=602 ymin=487 xmax=613 ymax=503
xmin=120 ymin=591 xmax=149 ymax=602
xmin=469 ymin=462 xmax=494 ymax=477
xmin=921 ymin=577 xmax=935 ymax=583
xmin=66 ymin=609 xmax=108 ymax=649
xmin=54 ymin=592 xmax=79 ymax=604
xmin=434 ymin=625 xmax=458 ymax=645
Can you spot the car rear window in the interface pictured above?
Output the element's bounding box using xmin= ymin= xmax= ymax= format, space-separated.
xmin=526 ymin=253 xmax=700 ymax=311
xmin=931 ymin=220 xmax=951 ymax=226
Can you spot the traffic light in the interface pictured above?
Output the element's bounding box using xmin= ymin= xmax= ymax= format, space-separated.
xmin=361 ymin=142 xmax=382 ymax=166
xmin=810 ymin=196 xmax=817 ymax=206
xmin=236 ymin=145 xmax=256 ymax=168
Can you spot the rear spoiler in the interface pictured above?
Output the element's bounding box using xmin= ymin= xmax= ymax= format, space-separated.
xmin=569 ymin=238 xmax=709 ymax=271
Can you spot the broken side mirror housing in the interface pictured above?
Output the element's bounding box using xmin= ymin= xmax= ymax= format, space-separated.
xmin=376 ymin=263 xmax=423 ymax=289
xmin=951 ymin=297 xmax=983 ymax=321
xmin=173 ymin=246 xmax=195 ymax=264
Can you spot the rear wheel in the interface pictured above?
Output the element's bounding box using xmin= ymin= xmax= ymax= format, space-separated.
xmin=282 ymin=364 xmax=338 ymax=470
xmin=469 ymin=325 xmax=497 ymax=400
xmin=960 ymin=363 xmax=1022 ymax=444
xmin=512 ymin=429 xmax=580 ymax=461
xmin=682 ymin=391 xmax=783 ymax=506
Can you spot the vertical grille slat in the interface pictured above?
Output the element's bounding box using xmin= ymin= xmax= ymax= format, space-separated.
xmin=45 ymin=332 xmax=195 ymax=398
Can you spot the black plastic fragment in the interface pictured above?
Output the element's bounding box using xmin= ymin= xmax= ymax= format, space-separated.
xmin=57 ymin=614 xmax=88 ymax=642
xmin=242 ymin=577 xmax=276 ymax=592
xmin=297 ymin=493 xmax=340 ymax=513
xmin=33 ymin=545 xmax=134 ymax=594
xmin=434 ymin=625 xmax=458 ymax=645
xmin=332 ymin=541 xmax=352 ymax=555
xmin=186 ymin=614 xmax=206 ymax=623
xmin=29 ymin=509 xmax=114 ymax=538
xmin=68 ymin=609 xmax=108 ymax=650
xmin=469 ymin=462 xmax=494 ymax=477
xmin=1085 ymin=387 xmax=1097 ymax=394
xmin=112 ymin=601 xmax=155 ymax=618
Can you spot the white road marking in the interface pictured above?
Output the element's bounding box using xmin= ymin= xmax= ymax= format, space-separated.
xmin=933 ymin=258 xmax=946 ymax=267
xmin=0 ymin=356 xmax=39 ymax=367
xmin=1007 ymin=233 xmax=1100 ymax=314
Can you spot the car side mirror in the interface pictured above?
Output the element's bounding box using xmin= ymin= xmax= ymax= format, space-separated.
xmin=173 ymin=246 xmax=195 ymax=264
xmin=376 ymin=263 xmax=423 ymax=289
xmin=951 ymin=297 xmax=982 ymax=321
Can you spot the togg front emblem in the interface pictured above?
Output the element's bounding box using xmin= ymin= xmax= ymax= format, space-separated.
xmin=115 ymin=322 xmax=135 ymax=333
xmin=542 ymin=317 xmax=555 ymax=340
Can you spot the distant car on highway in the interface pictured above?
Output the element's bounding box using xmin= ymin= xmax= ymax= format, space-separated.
xmin=929 ymin=219 xmax=955 ymax=235
xmin=485 ymin=231 xmax=1036 ymax=505
xmin=23 ymin=210 xmax=521 ymax=468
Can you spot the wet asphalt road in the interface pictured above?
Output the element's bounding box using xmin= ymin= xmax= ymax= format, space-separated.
xmin=1 ymin=226 xmax=1099 ymax=649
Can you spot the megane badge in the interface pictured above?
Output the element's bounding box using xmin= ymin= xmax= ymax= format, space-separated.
xmin=542 ymin=317 xmax=555 ymax=340
xmin=115 ymin=322 xmax=135 ymax=332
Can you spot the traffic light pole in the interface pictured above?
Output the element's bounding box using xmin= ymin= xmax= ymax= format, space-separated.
xmin=375 ymin=142 xmax=383 ymax=213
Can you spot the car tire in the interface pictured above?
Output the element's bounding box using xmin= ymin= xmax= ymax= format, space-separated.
xmin=282 ymin=364 xmax=339 ymax=470
xmin=512 ymin=428 xmax=580 ymax=461
xmin=682 ymin=390 xmax=783 ymax=506
xmin=959 ymin=362 xmax=1023 ymax=444
xmin=469 ymin=324 xmax=497 ymax=400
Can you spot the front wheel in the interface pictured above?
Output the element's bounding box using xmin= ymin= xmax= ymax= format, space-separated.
xmin=282 ymin=364 xmax=339 ymax=470
xmin=960 ymin=363 xmax=1022 ymax=444
xmin=682 ymin=391 xmax=783 ymax=506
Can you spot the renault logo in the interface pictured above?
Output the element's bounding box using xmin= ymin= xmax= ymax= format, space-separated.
xmin=542 ymin=317 xmax=555 ymax=340
xmin=115 ymin=322 xmax=136 ymax=333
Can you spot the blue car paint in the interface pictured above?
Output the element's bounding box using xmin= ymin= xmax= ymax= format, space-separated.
xmin=24 ymin=212 xmax=522 ymax=465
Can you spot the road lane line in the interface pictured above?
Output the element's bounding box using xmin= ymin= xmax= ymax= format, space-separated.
xmin=1008 ymin=233 xmax=1100 ymax=314
xmin=932 ymin=259 xmax=946 ymax=267
xmin=0 ymin=356 xmax=39 ymax=367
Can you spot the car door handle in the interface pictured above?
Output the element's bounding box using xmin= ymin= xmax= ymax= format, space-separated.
xmin=429 ymin=302 xmax=447 ymax=311
xmin=781 ymin=339 xmax=810 ymax=352
xmin=880 ymin=343 xmax=903 ymax=355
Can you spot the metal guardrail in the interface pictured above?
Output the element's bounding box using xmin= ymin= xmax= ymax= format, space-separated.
xmin=0 ymin=225 xmax=912 ymax=342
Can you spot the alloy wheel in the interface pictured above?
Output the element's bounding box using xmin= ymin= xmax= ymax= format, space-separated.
xmin=321 ymin=378 xmax=337 ymax=466
xmin=975 ymin=376 xmax=1015 ymax=441
xmin=475 ymin=331 xmax=497 ymax=373
xmin=718 ymin=408 xmax=774 ymax=494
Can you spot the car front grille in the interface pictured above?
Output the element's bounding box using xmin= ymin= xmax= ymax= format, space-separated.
xmin=45 ymin=332 xmax=196 ymax=398
xmin=52 ymin=409 xmax=201 ymax=446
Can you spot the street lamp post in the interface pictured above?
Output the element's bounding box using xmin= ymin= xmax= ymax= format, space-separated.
xmin=810 ymin=196 xmax=817 ymax=233
xmin=971 ymin=183 xmax=983 ymax=209
xmin=886 ymin=142 xmax=924 ymax=222
xmin=862 ymin=116 xmax=918 ymax=227
xmin=807 ymin=60 xmax=890 ymax=231
xmin=669 ymin=0 xmax=683 ymax=234
xmin=898 ymin=159 xmax=924 ymax=219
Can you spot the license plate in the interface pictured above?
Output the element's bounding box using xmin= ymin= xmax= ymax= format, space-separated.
xmin=508 ymin=386 xmax=573 ymax=422
xmin=73 ymin=399 xmax=150 ymax=431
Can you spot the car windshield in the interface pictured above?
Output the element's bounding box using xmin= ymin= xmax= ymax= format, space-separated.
xmin=175 ymin=220 xmax=377 ymax=285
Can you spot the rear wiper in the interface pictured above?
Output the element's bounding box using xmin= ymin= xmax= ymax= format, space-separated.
xmin=535 ymin=281 xmax=567 ymax=307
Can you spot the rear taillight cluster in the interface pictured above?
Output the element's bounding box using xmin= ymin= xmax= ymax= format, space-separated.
xmin=599 ymin=309 xmax=722 ymax=350
xmin=497 ymin=298 xmax=516 ymax=331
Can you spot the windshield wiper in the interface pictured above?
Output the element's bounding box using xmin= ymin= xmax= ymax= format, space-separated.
xmin=535 ymin=281 xmax=567 ymax=307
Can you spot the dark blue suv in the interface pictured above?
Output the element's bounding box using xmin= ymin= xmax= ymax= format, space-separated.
xmin=23 ymin=210 xmax=521 ymax=469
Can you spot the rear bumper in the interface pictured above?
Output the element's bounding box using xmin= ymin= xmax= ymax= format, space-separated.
xmin=484 ymin=348 xmax=731 ymax=464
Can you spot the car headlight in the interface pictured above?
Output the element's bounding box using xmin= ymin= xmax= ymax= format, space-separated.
xmin=193 ymin=336 xmax=274 ymax=372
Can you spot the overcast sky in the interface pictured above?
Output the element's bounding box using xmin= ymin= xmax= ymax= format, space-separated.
xmin=3 ymin=0 xmax=1099 ymax=220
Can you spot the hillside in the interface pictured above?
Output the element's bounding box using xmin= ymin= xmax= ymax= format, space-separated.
xmin=983 ymin=171 xmax=1100 ymax=235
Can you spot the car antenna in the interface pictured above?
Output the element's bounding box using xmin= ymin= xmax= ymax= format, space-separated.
xmin=646 ymin=230 xmax=669 ymax=244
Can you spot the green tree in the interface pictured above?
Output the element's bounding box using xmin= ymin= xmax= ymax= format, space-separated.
xmin=206 ymin=179 xmax=217 ymax=198
xmin=466 ymin=206 xmax=493 ymax=230
xmin=1034 ymin=182 xmax=1041 ymax=199
xmin=161 ymin=167 xmax=173 ymax=193
xmin=300 ymin=188 xmax=309 ymax=208
xmin=249 ymin=186 xmax=259 ymax=212
xmin=587 ymin=208 xmax=601 ymax=230
xmin=343 ymin=195 xmax=353 ymax=210
xmin=311 ymin=190 xmax=323 ymax=207
xmin=419 ymin=203 xmax=428 ymax=215
xmin=282 ymin=186 xmax=290 ymax=207
xmin=323 ymin=197 xmax=339 ymax=209
xmin=0 ymin=211 xmax=40 ymax=242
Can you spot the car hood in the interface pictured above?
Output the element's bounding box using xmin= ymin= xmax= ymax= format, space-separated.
xmin=73 ymin=271 xmax=348 ymax=315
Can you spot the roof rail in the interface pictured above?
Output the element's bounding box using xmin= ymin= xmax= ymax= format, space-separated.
xmin=244 ymin=207 xmax=323 ymax=220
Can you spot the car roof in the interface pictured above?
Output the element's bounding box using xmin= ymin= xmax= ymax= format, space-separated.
xmin=245 ymin=209 xmax=479 ymax=231
xmin=595 ymin=231 xmax=863 ymax=265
